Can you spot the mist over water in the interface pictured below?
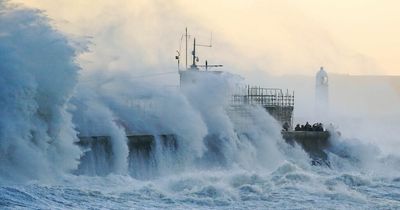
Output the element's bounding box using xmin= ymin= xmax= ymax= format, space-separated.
xmin=1 ymin=2 xmax=400 ymax=209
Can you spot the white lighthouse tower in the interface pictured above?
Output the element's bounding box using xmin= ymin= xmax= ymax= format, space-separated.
xmin=315 ymin=66 xmax=329 ymax=120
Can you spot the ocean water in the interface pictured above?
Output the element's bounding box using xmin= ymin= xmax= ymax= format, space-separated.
xmin=2 ymin=165 xmax=400 ymax=209
xmin=1 ymin=2 xmax=400 ymax=209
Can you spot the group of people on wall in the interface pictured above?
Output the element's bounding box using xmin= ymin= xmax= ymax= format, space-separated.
xmin=281 ymin=122 xmax=325 ymax=132
xmin=294 ymin=122 xmax=324 ymax=132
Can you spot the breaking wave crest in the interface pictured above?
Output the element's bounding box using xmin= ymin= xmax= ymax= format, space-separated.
xmin=0 ymin=2 xmax=290 ymax=182
xmin=1 ymin=2 xmax=400 ymax=209
xmin=0 ymin=3 xmax=81 ymax=182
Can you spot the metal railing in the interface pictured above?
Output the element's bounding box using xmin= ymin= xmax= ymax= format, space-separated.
xmin=231 ymin=85 xmax=294 ymax=107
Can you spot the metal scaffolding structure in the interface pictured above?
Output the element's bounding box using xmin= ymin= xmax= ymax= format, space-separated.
xmin=232 ymin=85 xmax=294 ymax=107
xmin=231 ymin=85 xmax=295 ymax=129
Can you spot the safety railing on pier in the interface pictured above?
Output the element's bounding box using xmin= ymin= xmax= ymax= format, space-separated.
xmin=231 ymin=85 xmax=294 ymax=107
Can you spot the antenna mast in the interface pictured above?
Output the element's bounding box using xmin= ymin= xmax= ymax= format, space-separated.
xmin=177 ymin=28 xmax=222 ymax=71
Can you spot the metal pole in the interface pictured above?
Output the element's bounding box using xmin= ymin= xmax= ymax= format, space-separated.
xmin=192 ymin=38 xmax=196 ymax=67
xmin=185 ymin=27 xmax=188 ymax=70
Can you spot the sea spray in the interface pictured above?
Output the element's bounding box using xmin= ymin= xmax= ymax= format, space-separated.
xmin=72 ymin=69 xmax=291 ymax=178
xmin=73 ymin=71 xmax=208 ymax=177
xmin=181 ymin=71 xmax=286 ymax=171
xmin=0 ymin=3 xmax=81 ymax=182
xmin=327 ymin=128 xmax=400 ymax=178
xmin=229 ymin=105 xmax=287 ymax=170
xmin=1 ymin=2 xmax=400 ymax=209
xmin=181 ymin=71 xmax=242 ymax=168
xmin=71 ymin=96 xmax=129 ymax=175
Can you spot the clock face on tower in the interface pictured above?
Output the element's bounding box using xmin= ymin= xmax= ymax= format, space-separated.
xmin=322 ymin=76 xmax=328 ymax=85
xmin=317 ymin=67 xmax=328 ymax=86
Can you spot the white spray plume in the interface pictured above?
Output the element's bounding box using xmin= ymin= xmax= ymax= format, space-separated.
xmin=0 ymin=3 xmax=81 ymax=182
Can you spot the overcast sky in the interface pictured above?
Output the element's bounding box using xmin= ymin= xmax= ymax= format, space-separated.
xmin=13 ymin=0 xmax=400 ymax=76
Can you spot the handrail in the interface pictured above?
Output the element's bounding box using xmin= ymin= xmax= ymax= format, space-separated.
xmin=231 ymin=86 xmax=294 ymax=107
